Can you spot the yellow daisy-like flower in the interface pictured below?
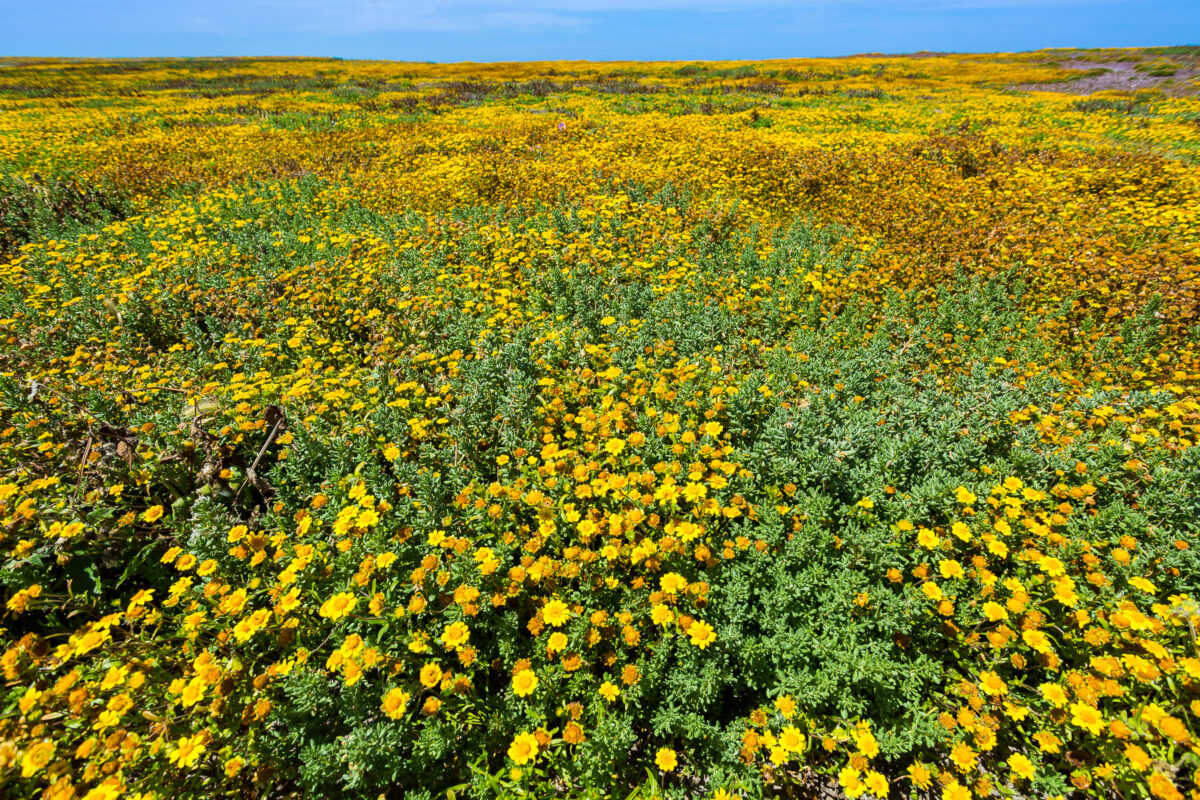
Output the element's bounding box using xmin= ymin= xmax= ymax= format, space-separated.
xmin=660 ymin=573 xmax=688 ymax=594
xmin=508 ymin=732 xmax=539 ymax=765
xmin=942 ymin=780 xmax=970 ymax=800
xmin=687 ymin=619 xmax=716 ymax=649
xmin=1070 ymin=702 xmax=1105 ymax=735
xmin=1040 ymin=682 xmax=1068 ymax=708
xmin=651 ymin=604 xmax=675 ymax=626
xmin=542 ymin=598 xmax=570 ymax=627
xmin=1008 ymin=752 xmax=1035 ymax=781
xmin=907 ymin=762 xmax=932 ymax=790
xmin=1022 ymin=628 xmax=1052 ymax=654
xmin=982 ymin=601 xmax=1008 ymax=622
xmin=381 ymin=687 xmax=410 ymax=719
xmin=655 ymin=747 xmax=678 ymax=772
xmin=440 ymin=621 xmax=470 ymax=650
xmin=319 ymin=592 xmax=357 ymax=621
xmin=512 ymin=668 xmax=539 ymax=697
xmin=978 ymin=671 xmax=1008 ymax=696
xmin=917 ymin=528 xmax=940 ymax=548
xmin=864 ymin=771 xmax=889 ymax=797
xmin=167 ymin=734 xmax=206 ymax=768
xmin=141 ymin=505 xmax=165 ymax=523
xmin=419 ymin=662 xmax=443 ymax=688
xmin=20 ymin=740 xmax=55 ymax=778
xmin=779 ymin=725 xmax=805 ymax=754
xmin=949 ymin=741 xmax=976 ymax=772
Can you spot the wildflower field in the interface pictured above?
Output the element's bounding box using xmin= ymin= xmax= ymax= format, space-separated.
xmin=1 ymin=47 xmax=1200 ymax=800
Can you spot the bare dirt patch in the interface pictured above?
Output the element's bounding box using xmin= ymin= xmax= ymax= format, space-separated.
xmin=1013 ymin=58 xmax=1200 ymax=96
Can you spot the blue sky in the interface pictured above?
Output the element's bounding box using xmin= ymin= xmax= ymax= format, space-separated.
xmin=1 ymin=1 xmax=1196 ymax=62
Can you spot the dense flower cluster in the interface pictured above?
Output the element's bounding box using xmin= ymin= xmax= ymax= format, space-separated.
xmin=0 ymin=50 xmax=1198 ymax=799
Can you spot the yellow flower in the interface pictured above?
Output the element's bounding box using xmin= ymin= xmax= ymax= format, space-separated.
xmin=660 ymin=573 xmax=688 ymax=594
xmin=655 ymin=747 xmax=678 ymax=772
xmin=1033 ymin=731 xmax=1062 ymax=754
xmin=512 ymin=668 xmax=539 ymax=697
xmin=542 ymin=598 xmax=570 ymax=627
xmin=508 ymin=732 xmax=539 ymax=765
xmin=20 ymin=740 xmax=54 ymax=778
xmin=1008 ymin=752 xmax=1035 ymax=781
xmin=942 ymin=780 xmax=970 ymax=800
xmin=1040 ymin=683 xmax=1068 ymax=707
xmin=949 ymin=741 xmax=976 ymax=772
xmin=599 ymin=681 xmax=620 ymax=702
xmin=864 ymin=771 xmax=888 ymax=797
xmin=440 ymin=621 xmax=470 ymax=650
xmin=141 ymin=505 xmax=165 ymax=522
xmin=319 ymin=592 xmax=357 ymax=621
xmin=651 ymin=604 xmax=675 ymax=626
xmin=1125 ymin=744 xmax=1151 ymax=771
xmin=856 ymin=497 xmax=874 ymax=509
xmin=687 ymin=619 xmax=716 ymax=649
xmin=1070 ymin=702 xmax=1105 ymax=735
xmin=168 ymin=734 xmax=206 ymax=768
xmin=1129 ymin=576 xmax=1157 ymax=594
xmin=779 ymin=725 xmax=805 ymax=753
xmin=939 ymin=559 xmax=964 ymax=579
xmin=979 ymin=671 xmax=1008 ymax=696
xmin=1022 ymin=628 xmax=1052 ymax=654
xmin=774 ymin=694 xmax=796 ymax=718
xmin=605 ymin=438 xmax=626 ymax=455
xmin=381 ymin=687 xmax=410 ymax=719
xmin=982 ymin=601 xmax=1008 ymax=622
xmin=419 ymin=662 xmax=443 ymax=688
xmin=907 ymin=762 xmax=932 ymax=790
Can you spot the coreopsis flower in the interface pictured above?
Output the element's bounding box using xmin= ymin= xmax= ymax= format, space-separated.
xmin=1070 ymin=702 xmax=1105 ymax=735
xmin=512 ymin=669 xmax=538 ymax=697
xmin=779 ymin=725 xmax=805 ymax=753
xmin=319 ymin=592 xmax=357 ymax=620
xmin=440 ymin=621 xmax=470 ymax=650
xmin=563 ymin=721 xmax=585 ymax=744
xmin=1008 ymin=753 xmax=1035 ymax=781
xmin=382 ymin=687 xmax=410 ymax=718
xmin=907 ymin=762 xmax=932 ymax=790
xmin=687 ymin=619 xmax=716 ymax=648
xmin=542 ymin=598 xmax=570 ymax=626
xmin=19 ymin=741 xmax=54 ymax=778
xmin=167 ymin=734 xmax=206 ymax=768
xmin=949 ymin=741 xmax=976 ymax=772
xmin=508 ymin=732 xmax=539 ymax=765
xmin=419 ymin=662 xmax=442 ymax=688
